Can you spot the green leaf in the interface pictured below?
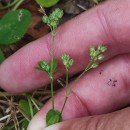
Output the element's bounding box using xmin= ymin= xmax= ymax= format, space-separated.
xmin=21 ymin=119 xmax=29 ymax=129
xmin=0 ymin=50 xmax=5 ymax=64
xmin=51 ymin=58 xmax=58 ymax=71
xmin=46 ymin=109 xmax=62 ymax=126
xmin=35 ymin=0 xmax=59 ymax=8
xmin=27 ymin=94 xmax=34 ymax=118
xmin=0 ymin=9 xmax=31 ymax=45
xmin=19 ymin=99 xmax=31 ymax=118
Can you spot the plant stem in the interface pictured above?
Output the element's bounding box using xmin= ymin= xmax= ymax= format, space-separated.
xmin=66 ymin=69 xmax=69 ymax=94
xmin=0 ymin=0 xmax=19 ymax=10
xmin=50 ymin=29 xmax=56 ymax=110
xmin=50 ymin=77 xmax=54 ymax=109
xmin=68 ymin=60 xmax=94 ymax=96
xmin=60 ymin=60 xmax=95 ymax=114
xmin=12 ymin=0 xmax=24 ymax=11
xmin=61 ymin=68 xmax=69 ymax=114
xmin=68 ymin=70 xmax=86 ymax=96
xmin=51 ymin=29 xmax=55 ymax=59
xmin=61 ymin=96 xmax=68 ymax=114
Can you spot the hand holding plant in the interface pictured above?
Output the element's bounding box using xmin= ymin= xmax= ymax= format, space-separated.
xmin=1 ymin=0 xmax=130 ymax=130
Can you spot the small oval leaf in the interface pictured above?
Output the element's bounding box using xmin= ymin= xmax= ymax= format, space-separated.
xmin=0 ymin=9 xmax=31 ymax=45
xmin=35 ymin=0 xmax=59 ymax=8
xmin=46 ymin=109 xmax=62 ymax=126
xmin=19 ymin=99 xmax=31 ymax=118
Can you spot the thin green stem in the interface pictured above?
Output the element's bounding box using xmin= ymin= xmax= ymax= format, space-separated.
xmin=68 ymin=60 xmax=94 ymax=96
xmin=60 ymin=60 xmax=93 ymax=114
xmin=52 ymin=30 xmax=55 ymax=59
xmin=68 ymin=70 xmax=86 ymax=96
xmin=0 ymin=0 xmax=19 ymax=10
xmin=61 ymin=68 xmax=69 ymax=114
xmin=50 ymin=28 xmax=56 ymax=110
xmin=66 ymin=68 xmax=69 ymax=94
xmin=61 ymin=96 xmax=68 ymax=114
xmin=60 ymin=63 xmax=92 ymax=114
xmin=12 ymin=0 xmax=24 ymax=11
xmin=50 ymin=77 xmax=54 ymax=109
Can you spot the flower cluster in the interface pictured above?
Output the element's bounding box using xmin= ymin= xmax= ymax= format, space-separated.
xmin=90 ymin=45 xmax=107 ymax=68
xmin=61 ymin=53 xmax=74 ymax=69
xmin=42 ymin=8 xmax=63 ymax=28
xmin=36 ymin=60 xmax=50 ymax=74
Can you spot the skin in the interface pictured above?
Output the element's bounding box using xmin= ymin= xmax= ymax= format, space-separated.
xmin=0 ymin=0 xmax=130 ymax=129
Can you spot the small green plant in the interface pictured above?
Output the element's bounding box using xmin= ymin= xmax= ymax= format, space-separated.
xmin=36 ymin=8 xmax=107 ymax=126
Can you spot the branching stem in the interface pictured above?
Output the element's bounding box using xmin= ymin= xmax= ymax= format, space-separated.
xmin=68 ymin=60 xmax=94 ymax=96
xmin=61 ymin=68 xmax=69 ymax=114
xmin=61 ymin=60 xmax=95 ymax=114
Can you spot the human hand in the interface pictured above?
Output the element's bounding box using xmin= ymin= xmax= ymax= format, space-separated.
xmin=1 ymin=0 xmax=130 ymax=129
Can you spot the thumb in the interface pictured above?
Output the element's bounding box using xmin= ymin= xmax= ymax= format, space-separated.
xmin=44 ymin=107 xmax=130 ymax=130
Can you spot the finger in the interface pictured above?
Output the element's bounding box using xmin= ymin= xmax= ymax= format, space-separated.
xmin=44 ymin=107 xmax=130 ymax=130
xmin=28 ymin=54 xmax=130 ymax=130
xmin=1 ymin=0 xmax=130 ymax=93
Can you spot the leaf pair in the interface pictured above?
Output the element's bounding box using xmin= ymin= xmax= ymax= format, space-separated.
xmin=36 ymin=59 xmax=58 ymax=76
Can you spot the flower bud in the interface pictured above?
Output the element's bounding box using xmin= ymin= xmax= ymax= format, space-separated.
xmin=98 ymin=54 xmax=104 ymax=60
xmin=61 ymin=54 xmax=70 ymax=61
xmin=91 ymin=63 xmax=98 ymax=68
xmin=90 ymin=46 xmax=96 ymax=58
xmin=101 ymin=46 xmax=107 ymax=52
xmin=42 ymin=16 xmax=49 ymax=24
xmin=38 ymin=60 xmax=50 ymax=73
xmin=97 ymin=45 xmax=107 ymax=52
xmin=61 ymin=53 xmax=74 ymax=68
xmin=69 ymin=59 xmax=74 ymax=67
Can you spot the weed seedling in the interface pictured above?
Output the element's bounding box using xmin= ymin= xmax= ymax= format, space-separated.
xmin=36 ymin=8 xmax=107 ymax=127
